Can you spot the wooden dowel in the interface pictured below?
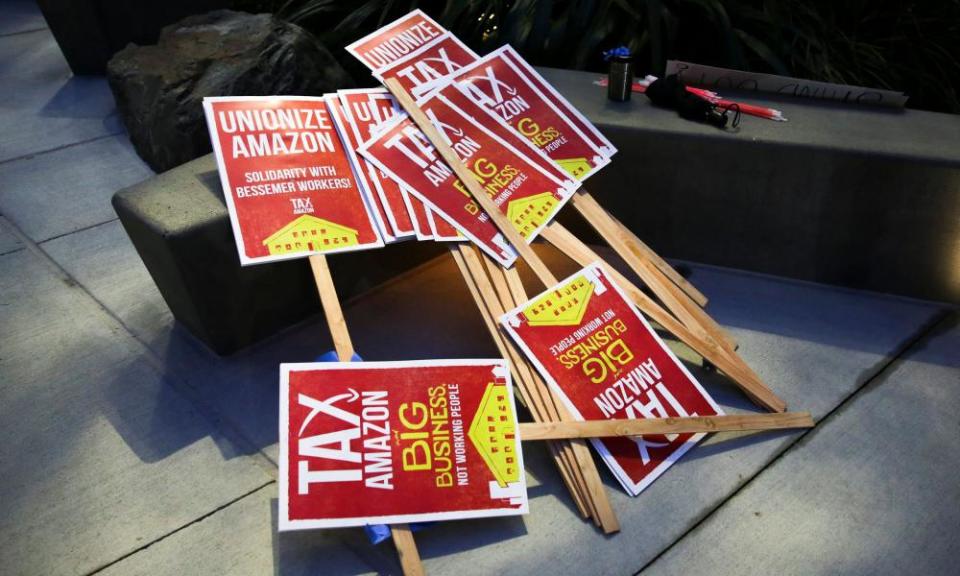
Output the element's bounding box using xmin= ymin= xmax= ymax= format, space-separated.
xmin=389 ymin=525 xmax=425 ymax=576
xmin=571 ymin=191 xmax=737 ymax=351
xmin=519 ymin=413 xmax=814 ymax=441
xmin=601 ymin=206 xmax=709 ymax=307
xmin=384 ymin=78 xmax=558 ymax=288
xmin=309 ymin=254 xmax=355 ymax=360
xmin=309 ymin=254 xmax=424 ymax=576
xmin=539 ymin=223 xmax=787 ymax=413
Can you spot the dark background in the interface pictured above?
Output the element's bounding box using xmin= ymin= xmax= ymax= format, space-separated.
xmin=37 ymin=0 xmax=960 ymax=114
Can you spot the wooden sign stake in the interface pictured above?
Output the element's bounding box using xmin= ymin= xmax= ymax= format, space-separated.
xmin=308 ymin=254 xmax=425 ymax=576
xmin=539 ymin=222 xmax=786 ymax=413
xmin=520 ymin=412 xmax=814 ymax=441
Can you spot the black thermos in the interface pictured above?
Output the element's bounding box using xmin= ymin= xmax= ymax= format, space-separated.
xmin=607 ymin=54 xmax=634 ymax=102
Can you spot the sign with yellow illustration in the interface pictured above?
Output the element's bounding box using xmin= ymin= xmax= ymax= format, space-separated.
xmin=279 ymin=359 xmax=528 ymax=531
xmin=203 ymin=96 xmax=384 ymax=266
xmin=501 ymin=263 xmax=723 ymax=496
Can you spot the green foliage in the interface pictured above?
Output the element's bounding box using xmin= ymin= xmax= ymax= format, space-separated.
xmin=273 ymin=0 xmax=960 ymax=113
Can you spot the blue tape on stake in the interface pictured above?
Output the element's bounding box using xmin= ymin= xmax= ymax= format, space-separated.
xmin=314 ymin=351 xmax=434 ymax=545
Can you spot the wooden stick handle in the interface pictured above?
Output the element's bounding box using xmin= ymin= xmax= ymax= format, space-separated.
xmin=308 ymin=254 xmax=424 ymax=576
xmin=384 ymin=78 xmax=558 ymax=288
xmin=519 ymin=413 xmax=814 ymax=441
xmin=390 ymin=525 xmax=425 ymax=576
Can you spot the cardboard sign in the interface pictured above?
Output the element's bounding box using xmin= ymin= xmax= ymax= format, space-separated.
xmin=337 ymin=89 xmax=416 ymax=239
xmin=404 ymin=190 xmax=434 ymax=241
xmin=500 ymin=263 xmax=723 ymax=495
xmin=666 ymin=60 xmax=909 ymax=107
xmin=360 ymin=91 xmax=577 ymax=265
xmin=326 ymin=94 xmax=396 ymax=243
xmin=500 ymin=47 xmax=617 ymax=158
xmin=279 ymin=360 xmax=528 ymax=530
xmin=375 ymin=32 xmax=479 ymax=99
xmin=452 ymin=45 xmax=610 ymax=181
xmin=203 ymin=96 xmax=383 ymax=265
xmin=347 ymin=9 xmax=445 ymax=71
xmin=426 ymin=206 xmax=464 ymax=241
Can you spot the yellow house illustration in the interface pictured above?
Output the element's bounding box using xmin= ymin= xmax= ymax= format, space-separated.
xmin=555 ymin=157 xmax=593 ymax=180
xmin=262 ymin=214 xmax=359 ymax=256
xmin=468 ymin=383 xmax=519 ymax=488
xmin=522 ymin=273 xmax=595 ymax=326
xmin=507 ymin=192 xmax=558 ymax=238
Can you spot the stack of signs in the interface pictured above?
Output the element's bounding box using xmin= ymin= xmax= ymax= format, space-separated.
xmin=500 ymin=263 xmax=723 ymax=495
xmin=358 ymin=84 xmax=579 ymax=266
xmin=279 ymin=360 xmax=528 ymax=529
xmin=203 ymin=96 xmax=385 ymax=265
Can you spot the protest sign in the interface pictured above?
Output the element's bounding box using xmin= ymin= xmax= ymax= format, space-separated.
xmin=338 ymin=89 xmax=417 ymax=239
xmin=359 ymin=91 xmax=577 ymax=266
xmin=452 ymin=45 xmax=610 ymax=181
xmin=500 ymin=263 xmax=723 ymax=495
xmin=375 ymin=33 xmax=479 ymax=99
xmin=347 ymin=9 xmax=445 ymax=71
xmin=279 ymin=359 xmax=528 ymax=530
xmin=403 ymin=190 xmax=434 ymax=240
xmin=203 ymin=96 xmax=383 ymax=265
xmin=326 ymin=94 xmax=396 ymax=243
xmin=426 ymin=207 xmax=463 ymax=241
xmin=500 ymin=47 xmax=617 ymax=158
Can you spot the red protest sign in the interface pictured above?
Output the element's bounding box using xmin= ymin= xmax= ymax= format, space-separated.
xmin=326 ymin=94 xmax=396 ymax=243
xmin=427 ymin=206 xmax=464 ymax=241
xmin=337 ymin=89 xmax=416 ymax=239
xmin=500 ymin=263 xmax=723 ymax=495
xmin=500 ymin=47 xmax=617 ymax=158
xmin=452 ymin=45 xmax=611 ymax=182
xmin=374 ymin=33 xmax=478 ymax=99
xmin=346 ymin=9 xmax=445 ymax=71
xmin=203 ymin=96 xmax=383 ymax=265
xmin=279 ymin=360 xmax=528 ymax=530
xmin=359 ymin=92 xmax=577 ymax=266
xmin=404 ymin=190 xmax=434 ymax=240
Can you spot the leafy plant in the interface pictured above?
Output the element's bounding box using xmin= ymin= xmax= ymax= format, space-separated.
xmin=272 ymin=0 xmax=960 ymax=113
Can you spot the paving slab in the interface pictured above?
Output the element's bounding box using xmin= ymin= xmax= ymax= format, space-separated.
xmin=642 ymin=312 xmax=959 ymax=576
xmin=0 ymin=134 xmax=152 ymax=242
xmin=0 ymin=247 xmax=272 ymax=576
xmin=0 ymin=0 xmax=48 ymax=36
xmin=97 ymin=484 xmax=382 ymax=576
xmin=0 ymin=28 xmax=122 ymax=163
xmin=0 ymin=214 xmax=23 ymax=254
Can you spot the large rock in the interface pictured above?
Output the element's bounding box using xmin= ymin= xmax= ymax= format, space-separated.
xmin=107 ymin=10 xmax=353 ymax=172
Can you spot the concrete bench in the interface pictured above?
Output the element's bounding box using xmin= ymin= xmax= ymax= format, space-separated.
xmin=538 ymin=67 xmax=960 ymax=304
xmin=113 ymin=68 xmax=959 ymax=354
xmin=112 ymin=154 xmax=444 ymax=354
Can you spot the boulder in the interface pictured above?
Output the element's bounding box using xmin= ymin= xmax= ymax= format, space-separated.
xmin=107 ymin=10 xmax=353 ymax=172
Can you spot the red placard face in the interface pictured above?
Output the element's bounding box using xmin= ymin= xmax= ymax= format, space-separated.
xmin=500 ymin=47 xmax=617 ymax=158
xmin=452 ymin=46 xmax=610 ymax=182
xmin=428 ymin=207 xmax=464 ymax=241
xmin=346 ymin=9 xmax=445 ymax=71
xmin=404 ymin=190 xmax=434 ymax=240
xmin=359 ymin=93 xmax=577 ymax=266
xmin=500 ymin=263 xmax=723 ymax=496
xmin=203 ymin=96 xmax=383 ymax=265
xmin=279 ymin=360 xmax=528 ymax=530
xmin=338 ymin=89 xmax=416 ymax=238
xmin=375 ymin=33 xmax=478 ymax=99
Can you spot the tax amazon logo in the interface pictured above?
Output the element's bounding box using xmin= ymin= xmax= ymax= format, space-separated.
xmin=459 ymin=63 xmax=529 ymax=122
